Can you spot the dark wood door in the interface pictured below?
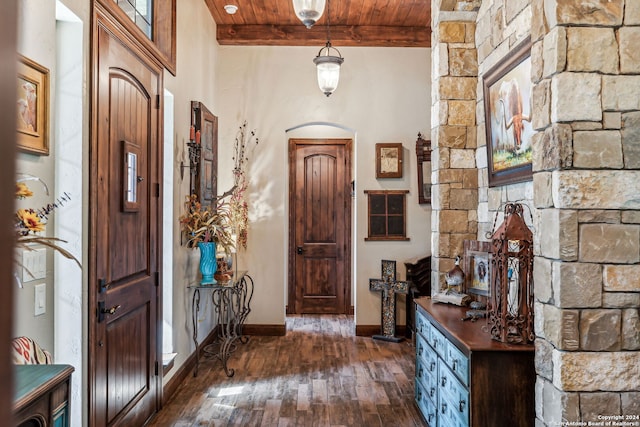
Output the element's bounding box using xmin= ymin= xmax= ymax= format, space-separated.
xmin=288 ymin=139 xmax=352 ymax=314
xmin=90 ymin=12 xmax=162 ymax=427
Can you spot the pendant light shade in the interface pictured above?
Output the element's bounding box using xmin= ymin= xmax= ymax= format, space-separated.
xmin=313 ymin=42 xmax=344 ymax=97
xmin=293 ymin=0 xmax=325 ymax=29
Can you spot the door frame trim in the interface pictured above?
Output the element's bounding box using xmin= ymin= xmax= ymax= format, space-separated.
xmin=287 ymin=138 xmax=352 ymax=315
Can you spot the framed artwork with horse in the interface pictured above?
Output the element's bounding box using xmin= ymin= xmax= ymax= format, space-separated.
xmin=483 ymin=37 xmax=533 ymax=187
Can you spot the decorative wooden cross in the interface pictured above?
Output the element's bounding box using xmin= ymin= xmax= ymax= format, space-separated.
xmin=369 ymin=277 xmax=410 ymax=343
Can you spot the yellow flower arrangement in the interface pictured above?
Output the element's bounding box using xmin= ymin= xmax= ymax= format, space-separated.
xmin=14 ymin=175 xmax=80 ymax=286
xmin=179 ymin=194 xmax=235 ymax=252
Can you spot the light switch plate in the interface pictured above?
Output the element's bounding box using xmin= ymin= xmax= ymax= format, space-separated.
xmin=22 ymin=247 xmax=47 ymax=281
xmin=34 ymin=283 xmax=46 ymax=316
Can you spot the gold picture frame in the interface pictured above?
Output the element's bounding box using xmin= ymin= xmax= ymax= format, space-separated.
xmin=17 ymin=55 xmax=49 ymax=155
xmin=375 ymin=143 xmax=403 ymax=178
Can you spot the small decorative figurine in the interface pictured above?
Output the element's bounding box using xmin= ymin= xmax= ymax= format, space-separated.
xmin=433 ymin=255 xmax=470 ymax=306
xmin=444 ymin=255 xmax=465 ymax=293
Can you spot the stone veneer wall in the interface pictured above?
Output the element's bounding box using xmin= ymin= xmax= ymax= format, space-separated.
xmin=530 ymin=0 xmax=640 ymax=424
xmin=432 ymin=0 xmax=640 ymax=424
xmin=431 ymin=0 xmax=481 ymax=291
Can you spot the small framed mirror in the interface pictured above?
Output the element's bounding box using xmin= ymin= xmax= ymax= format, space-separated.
xmin=415 ymin=133 xmax=432 ymax=204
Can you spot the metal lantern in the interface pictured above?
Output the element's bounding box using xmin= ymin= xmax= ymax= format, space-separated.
xmin=488 ymin=203 xmax=534 ymax=344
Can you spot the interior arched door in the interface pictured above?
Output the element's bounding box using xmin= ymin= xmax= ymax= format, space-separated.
xmin=288 ymin=138 xmax=352 ymax=314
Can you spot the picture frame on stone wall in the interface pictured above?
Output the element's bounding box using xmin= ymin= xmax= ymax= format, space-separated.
xmin=483 ymin=37 xmax=533 ymax=187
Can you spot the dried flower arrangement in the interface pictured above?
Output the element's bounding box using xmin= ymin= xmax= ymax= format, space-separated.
xmin=230 ymin=121 xmax=258 ymax=250
xmin=14 ymin=174 xmax=80 ymax=286
xmin=179 ymin=194 xmax=235 ymax=252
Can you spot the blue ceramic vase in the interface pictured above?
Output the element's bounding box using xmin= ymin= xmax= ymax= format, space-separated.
xmin=198 ymin=242 xmax=217 ymax=285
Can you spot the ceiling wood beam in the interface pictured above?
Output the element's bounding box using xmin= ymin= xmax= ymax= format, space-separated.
xmin=216 ymin=25 xmax=431 ymax=47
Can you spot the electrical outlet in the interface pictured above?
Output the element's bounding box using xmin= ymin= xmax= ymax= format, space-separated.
xmin=22 ymin=248 xmax=47 ymax=281
xmin=34 ymin=283 xmax=46 ymax=316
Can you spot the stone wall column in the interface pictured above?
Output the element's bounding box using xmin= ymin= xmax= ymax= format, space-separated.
xmin=431 ymin=0 xmax=480 ymax=291
xmin=532 ymin=0 xmax=640 ymax=424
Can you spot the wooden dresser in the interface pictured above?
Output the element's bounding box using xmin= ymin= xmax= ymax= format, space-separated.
xmin=414 ymin=299 xmax=534 ymax=427
xmin=13 ymin=364 xmax=74 ymax=427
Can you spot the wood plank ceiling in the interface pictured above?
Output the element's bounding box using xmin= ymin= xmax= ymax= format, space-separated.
xmin=205 ymin=0 xmax=431 ymax=47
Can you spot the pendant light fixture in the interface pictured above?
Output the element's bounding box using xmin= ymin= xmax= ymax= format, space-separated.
xmin=312 ymin=0 xmax=344 ymax=97
xmin=293 ymin=0 xmax=325 ymax=29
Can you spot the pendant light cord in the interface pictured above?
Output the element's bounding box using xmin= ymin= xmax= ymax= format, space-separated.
xmin=326 ymin=0 xmax=331 ymax=46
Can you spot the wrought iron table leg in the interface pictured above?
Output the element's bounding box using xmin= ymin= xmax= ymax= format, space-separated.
xmin=236 ymin=275 xmax=254 ymax=343
xmin=191 ymin=288 xmax=201 ymax=377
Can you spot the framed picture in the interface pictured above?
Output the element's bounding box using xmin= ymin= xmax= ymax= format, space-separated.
xmin=381 ymin=260 xmax=396 ymax=282
xmin=376 ymin=143 xmax=403 ymax=178
xmin=364 ymin=190 xmax=410 ymax=241
xmin=463 ymin=240 xmax=491 ymax=297
xmin=482 ymin=37 xmax=533 ymax=187
xmin=17 ymin=55 xmax=49 ymax=155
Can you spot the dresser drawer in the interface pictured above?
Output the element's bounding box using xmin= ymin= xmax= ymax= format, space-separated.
xmin=438 ymin=359 xmax=469 ymax=425
xmin=438 ymin=391 xmax=470 ymax=427
xmin=415 ymin=380 xmax=437 ymax=426
xmin=416 ymin=357 xmax=437 ymax=401
xmin=416 ymin=331 xmax=429 ymax=363
xmin=415 ymin=309 xmax=432 ymax=338
xmin=446 ymin=340 xmax=469 ymax=386
xmin=430 ymin=325 xmax=447 ymax=359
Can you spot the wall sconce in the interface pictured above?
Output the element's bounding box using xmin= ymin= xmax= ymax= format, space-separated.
xmin=180 ymin=125 xmax=201 ymax=192
xmin=488 ymin=203 xmax=534 ymax=344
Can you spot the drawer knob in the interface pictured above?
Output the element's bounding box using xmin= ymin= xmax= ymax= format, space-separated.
xmin=459 ymin=399 xmax=466 ymax=412
xmin=430 ymin=361 xmax=436 ymax=372
xmin=430 ymin=387 xmax=435 ymax=398
xmin=418 ymin=366 xmax=423 ymax=377
xmin=441 ymin=376 xmax=447 ymax=387
xmin=441 ymin=403 xmax=447 ymax=414
xmin=452 ymin=359 xmax=458 ymax=370
xmin=418 ymin=345 xmax=423 ymax=356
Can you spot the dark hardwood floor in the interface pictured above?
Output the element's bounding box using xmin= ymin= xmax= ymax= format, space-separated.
xmin=148 ymin=315 xmax=426 ymax=426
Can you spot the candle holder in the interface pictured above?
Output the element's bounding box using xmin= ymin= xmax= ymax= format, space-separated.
xmin=180 ymin=140 xmax=201 ymax=184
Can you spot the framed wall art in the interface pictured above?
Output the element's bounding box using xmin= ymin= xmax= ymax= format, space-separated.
xmin=364 ymin=189 xmax=410 ymax=241
xmin=17 ymin=55 xmax=49 ymax=155
xmin=375 ymin=143 xmax=403 ymax=178
xmin=482 ymin=37 xmax=533 ymax=187
xmin=463 ymin=239 xmax=491 ymax=297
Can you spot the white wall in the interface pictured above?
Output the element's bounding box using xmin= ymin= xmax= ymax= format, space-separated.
xmin=163 ymin=0 xmax=221 ymax=383
xmin=16 ymin=0 xmax=90 ymax=425
xmin=14 ymin=0 xmax=58 ymax=354
xmin=215 ymin=46 xmax=432 ymax=327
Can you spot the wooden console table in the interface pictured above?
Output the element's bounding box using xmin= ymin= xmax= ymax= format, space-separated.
xmin=13 ymin=364 xmax=74 ymax=427
xmin=189 ymin=271 xmax=254 ymax=377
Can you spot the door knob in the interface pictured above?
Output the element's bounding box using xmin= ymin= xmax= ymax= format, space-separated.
xmin=102 ymin=304 xmax=121 ymax=315
xmin=297 ymin=246 xmax=304 ymax=254
xmin=98 ymin=301 xmax=121 ymax=322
